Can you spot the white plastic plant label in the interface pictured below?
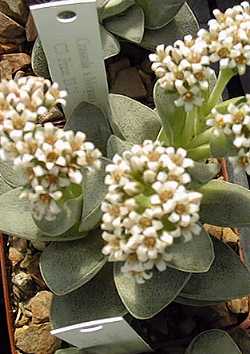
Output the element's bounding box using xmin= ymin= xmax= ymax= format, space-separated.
xmin=28 ymin=0 xmax=110 ymax=119
xmin=51 ymin=316 xmax=153 ymax=354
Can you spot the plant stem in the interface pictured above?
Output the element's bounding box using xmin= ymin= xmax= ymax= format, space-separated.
xmin=205 ymin=68 xmax=235 ymax=115
xmin=182 ymin=112 xmax=195 ymax=146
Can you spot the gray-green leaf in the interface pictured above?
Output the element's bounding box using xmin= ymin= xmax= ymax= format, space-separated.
xmin=65 ymin=102 xmax=112 ymax=155
xmin=200 ymin=180 xmax=250 ymax=227
xmin=141 ymin=3 xmax=198 ymax=51
xmin=51 ymin=264 xmax=127 ymax=329
xmin=166 ymin=227 xmax=214 ymax=273
xmin=55 ymin=349 xmax=86 ymax=354
xmin=31 ymin=38 xmax=50 ymax=79
xmin=109 ymin=94 xmax=161 ymax=144
xmin=210 ymin=130 xmax=238 ymax=158
xmin=100 ymin=25 xmax=120 ymax=59
xmin=40 ymin=228 xmax=106 ymax=295
xmin=100 ymin=0 xmax=135 ymax=21
xmin=185 ymin=329 xmax=242 ymax=354
xmin=34 ymin=186 xmax=83 ymax=237
xmin=0 ymin=161 xmax=26 ymax=188
xmin=180 ymin=237 xmax=250 ymax=302
xmin=188 ymin=160 xmax=220 ymax=185
xmin=114 ymin=263 xmax=190 ymax=319
xmin=0 ymin=174 xmax=12 ymax=196
xmin=107 ymin=135 xmax=133 ymax=159
xmin=79 ymin=158 xmax=109 ymax=233
xmin=136 ymin=0 xmax=185 ymax=30
xmin=0 ymin=188 xmax=85 ymax=241
xmin=104 ymin=5 xmax=144 ymax=44
xmin=154 ymin=81 xmax=186 ymax=146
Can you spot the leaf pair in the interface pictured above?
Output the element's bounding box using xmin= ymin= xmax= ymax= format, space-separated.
xmin=50 ymin=236 xmax=250 ymax=323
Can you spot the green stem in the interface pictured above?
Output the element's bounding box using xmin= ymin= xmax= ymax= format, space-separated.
xmin=187 ymin=127 xmax=213 ymax=149
xmin=183 ymin=112 xmax=195 ymax=146
xmin=205 ymin=68 xmax=235 ymax=115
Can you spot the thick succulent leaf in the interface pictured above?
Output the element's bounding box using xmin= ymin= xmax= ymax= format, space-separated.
xmin=188 ymin=161 xmax=220 ymax=185
xmin=136 ymin=0 xmax=185 ymax=30
xmin=210 ymin=130 xmax=238 ymax=158
xmin=0 ymin=188 xmax=86 ymax=241
xmin=185 ymin=329 xmax=242 ymax=354
xmin=199 ymin=180 xmax=250 ymax=227
xmin=175 ymin=296 xmax=223 ymax=307
xmin=100 ymin=25 xmax=120 ymax=59
xmin=141 ymin=3 xmax=198 ymax=51
xmin=180 ymin=237 xmax=250 ymax=302
xmin=154 ymin=82 xmax=186 ymax=146
xmin=65 ymin=101 xmax=112 ymax=155
xmin=107 ymin=135 xmax=133 ymax=159
xmin=51 ymin=264 xmax=127 ymax=329
xmin=166 ymin=227 xmax=214 ymax=273
xmin=55 ymin=349 xmax=86 ymax=354
xmin=31 ymin=38 xmax=51 ymax=79
xmin=34 ymin=185 xmax=83 ymax=237
xmin=226 ymin=160 xmax=250 ymax=270
xmin=104 ymin=5 xmax=144 ymax=44
xmin=0 ymin=174 xmax=12 ymax=196
xmin=0 ymin=161 xmax=26 ymax=188
xmin=40 ymin=228 xmax=106 ymax=295
xmin=109 ymin=94 xmax=161 ymax=144
xmin=114 ymin=263 xmax=191 ymax=319
xmin=79 ymin=158 xmax=109 ymax=233
xmin=100 ymin=0 xmax=135 ymax=21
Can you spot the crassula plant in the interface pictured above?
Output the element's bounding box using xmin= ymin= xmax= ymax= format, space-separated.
xmin=1 ymin=2 xmax=250 ymax=353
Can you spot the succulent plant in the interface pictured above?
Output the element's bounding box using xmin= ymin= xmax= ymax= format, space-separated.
xmin=1 ymin=2 xmax=250 ymax=353
xmin=31 ymin=1 xmax=198 ymax=77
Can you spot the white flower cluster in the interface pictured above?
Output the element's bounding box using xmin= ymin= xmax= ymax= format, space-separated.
xmin=101 ymin=141 xmax=202 ymax=284
xmin=149 ymin=37 xmax=214 ymax=112
xmin=150 ymin=2 xmax=250 ymax=112
xmin=198 ymin=2 xmax=250 ymax=75
xmin=207 ymin=96 xmax=250 ymax=174
xmin=0 ymin=77 xmax=101 ymax=221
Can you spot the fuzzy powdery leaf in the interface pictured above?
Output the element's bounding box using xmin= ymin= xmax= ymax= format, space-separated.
xmin=141 ymin=3 xmax=198 ymax=51
xmin=100 ymin=25 xmax=120 ymax=59
xmin=51 ymin=264 xmax=126 ymax=329
xmin=180 ymin=237 xmax=250 ymax=302
xmin=136 ymin=0 xmax=185 ymax=29
xmin=199 ymin=179 xmax=250 ymax=227
xmin=0 ymin=188 xmax=85 ymax=241
xmin=114 ymin=263 xmax=190 ymax=319
xmin=79 ymin=158 xmax=109 ymax=233
xmin=165 ymin=227 xmax=214 ymax=273
xmin=65 ymin=102 xmax=112 ymax=155
xmin=109 ymin=94 xmax=161 ymax=144
xmin=107 ymin=135 xmax=133 ymax=159
xmin=104 ymin=5 xmax=144 ymax=44
xmin=40 ymin=229 xmax=106 ymax=295
xmin=0 ymin=161 xmax=26 ymax=188
xmin=185 ymin=329 xmax=242 ymax=354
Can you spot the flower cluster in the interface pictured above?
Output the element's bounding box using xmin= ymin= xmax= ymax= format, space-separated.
xmin=149 ymin=37 xmax=214 ymax=112
xmin=207 ymin=96 xmax=250 ymax=174
xmin=0 ymin=77 xmax=101 ymax=221
xmin=101 ymin=141 xmax=202 ymax=283
xmin=198 ymin=2 xmax=250 ymax=75
xmin=150 ymin=2 xmax=250 ymax=112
